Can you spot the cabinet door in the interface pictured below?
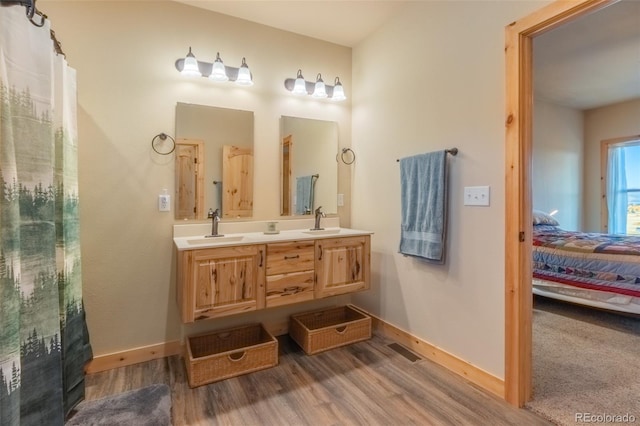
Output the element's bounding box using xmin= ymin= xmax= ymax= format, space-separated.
xmin=181 ymin=245 xmax=265 ymax=322
xmin=315 ymin=236 xmax=370 ymax=298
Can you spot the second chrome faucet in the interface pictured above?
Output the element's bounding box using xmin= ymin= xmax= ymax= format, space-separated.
xmin=206 ymin=208 xmax=224 ymax=237
xmin=311 ymin=206 xmax=325 ymax=231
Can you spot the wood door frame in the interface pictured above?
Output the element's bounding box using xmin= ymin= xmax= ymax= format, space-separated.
xmin=504 ymin=0 xmax=618 ymax=406
xmin=176 ymin=138 xmax=205 ymax=220
xmin=281 ymin=135 xmax=293 ymax=215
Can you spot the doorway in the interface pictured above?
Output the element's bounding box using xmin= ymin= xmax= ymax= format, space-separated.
xmin=504 ymin=0 xmax=619 ymax=407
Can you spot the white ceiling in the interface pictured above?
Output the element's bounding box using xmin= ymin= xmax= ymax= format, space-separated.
xmin=177 ymin=0 xmax=640 ymax=111
xmin=534 ymin=0 xmax=640 ymax=110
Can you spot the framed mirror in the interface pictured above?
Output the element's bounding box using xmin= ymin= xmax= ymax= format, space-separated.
xmin=175 ymin=103 xmax=254 ymax=220
xmin=280 ymin=116 xmax=338 ymax=216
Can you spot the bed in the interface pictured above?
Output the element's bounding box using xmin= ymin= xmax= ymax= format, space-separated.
xmin=532 ymin=210 xmax=640 ymax=314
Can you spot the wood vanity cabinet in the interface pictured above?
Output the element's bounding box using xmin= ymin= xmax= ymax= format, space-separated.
xmin=177 ymin=234 xmax=371 ymax=323
xmin=177 ymin=244 xmax=266 ymax=323
xmin=265 ymin=241 xmax=315 ymax=307
xmin=315 ymin=236 xmax=370 ymax=298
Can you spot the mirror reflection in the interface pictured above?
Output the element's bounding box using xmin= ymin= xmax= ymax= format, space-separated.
xmin=175 ymin=103 xmax=254 ymax=220
xmin=280 ymin=116 xmax=338 ymax=216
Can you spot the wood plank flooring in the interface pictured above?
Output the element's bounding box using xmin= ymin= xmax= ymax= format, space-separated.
xmin=83 ymin=333 xmax=551 ymax=425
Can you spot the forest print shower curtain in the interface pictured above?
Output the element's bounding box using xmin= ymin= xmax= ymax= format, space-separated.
xmin=0 ymin=5 xmax=91 ymax=425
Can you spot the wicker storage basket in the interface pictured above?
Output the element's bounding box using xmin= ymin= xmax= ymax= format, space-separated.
xmin=289 ymin=305 xmax=371 ymax=355
xmin=185 ymin=323 xmax=278 ymax=388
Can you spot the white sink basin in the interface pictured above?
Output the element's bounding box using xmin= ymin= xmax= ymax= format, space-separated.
xmin=302 ymin=228 xmax=342 ymax=236
xmin=187 ymin=235 xmax=245 ymax=245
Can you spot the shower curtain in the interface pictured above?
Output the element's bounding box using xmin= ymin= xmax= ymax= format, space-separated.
xmin=0 ymin=5 xmax=91 ymax=425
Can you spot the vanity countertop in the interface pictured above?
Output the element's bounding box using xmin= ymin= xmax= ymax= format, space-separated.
xmin=173 ymin=227 xmax=373 ymax=251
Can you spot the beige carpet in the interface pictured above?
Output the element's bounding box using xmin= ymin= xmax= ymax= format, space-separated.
xmin=526 ymin=296 xmax=640 ymax=425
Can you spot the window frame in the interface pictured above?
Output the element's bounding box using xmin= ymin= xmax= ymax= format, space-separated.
xmin=600 ymin=135 xmax=640 ymax=233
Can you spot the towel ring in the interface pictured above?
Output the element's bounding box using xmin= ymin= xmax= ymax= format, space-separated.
xmin=152 ymin=133 xmax=175 ymax=155
xmin=336 ymin=147 xmax=356 ymax=165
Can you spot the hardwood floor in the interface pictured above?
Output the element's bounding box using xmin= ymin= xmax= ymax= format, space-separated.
xmin=83 ymin=334 xmax=551 ymax=425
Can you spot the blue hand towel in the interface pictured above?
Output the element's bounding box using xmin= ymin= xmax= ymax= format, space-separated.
xmin=399 ymin=150 xmax=448 ymax=263
xmin=296 ymin=175 xmax=312 ymax=215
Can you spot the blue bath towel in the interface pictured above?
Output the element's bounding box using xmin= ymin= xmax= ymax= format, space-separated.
xmin=399 ymin=150 xmax=448 ymax=263
xmin=296 ymin=175 xmax=312 ymax=215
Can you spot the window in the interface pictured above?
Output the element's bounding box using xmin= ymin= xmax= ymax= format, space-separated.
xmin=602 ymin=137 xmax=640 ymax=235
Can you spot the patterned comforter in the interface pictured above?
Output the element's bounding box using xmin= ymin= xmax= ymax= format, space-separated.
xmin=533 ymin=225 xmax=640 ymax=297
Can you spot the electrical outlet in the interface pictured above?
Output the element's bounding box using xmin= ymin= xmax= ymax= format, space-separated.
xmin=463 ymin=186 xmax=490 ymax=206
xmin=337 ymin=193 xmax=344 ymax=206
xmin=158 ymin=194 xmax=171 ymax=212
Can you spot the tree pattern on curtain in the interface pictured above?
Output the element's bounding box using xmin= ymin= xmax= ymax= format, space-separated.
xmin=0 ymin=6 xmax=91 ymax=425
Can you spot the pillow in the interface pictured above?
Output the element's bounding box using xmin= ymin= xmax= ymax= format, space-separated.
xmin=533 ymin=210 xmax=559 ymax=226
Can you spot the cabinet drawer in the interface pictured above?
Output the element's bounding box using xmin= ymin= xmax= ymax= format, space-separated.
xmin=266 ymin=271 xmax=315 ymax=307
xmin=266 ymin=241 xmax=314 ymax=275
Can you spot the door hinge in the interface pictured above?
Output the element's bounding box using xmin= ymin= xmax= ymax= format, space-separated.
xmin=519 ymin=231 xmax=525 ymax=242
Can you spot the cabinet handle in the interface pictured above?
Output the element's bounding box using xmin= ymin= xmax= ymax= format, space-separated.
xmin=284 ymin=255 xmax=300 ymax=260
xmin=318 ymin=245 xmax=323 ymax=261
xmin=259 ymin=250 xmax=264 ymax=267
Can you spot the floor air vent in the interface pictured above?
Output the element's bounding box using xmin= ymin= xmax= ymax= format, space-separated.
xmin=387 ymin=343 xmax=422 ymax=362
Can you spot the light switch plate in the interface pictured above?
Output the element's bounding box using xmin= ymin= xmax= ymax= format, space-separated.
xmin=463 ymin=186 xmax=490 ymax=206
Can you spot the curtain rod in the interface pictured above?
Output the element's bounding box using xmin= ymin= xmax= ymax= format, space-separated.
xmin=396 ymin=147 xmax=459 ymax=162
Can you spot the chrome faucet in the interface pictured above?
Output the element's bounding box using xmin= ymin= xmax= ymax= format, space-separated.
xmin=312 ymin=206 xmax=325 ymax=231
xmin=206 ymin=208 xmax=224 ymax=237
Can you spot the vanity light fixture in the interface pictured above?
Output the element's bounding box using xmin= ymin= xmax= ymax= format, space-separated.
xmin=209 ymin=52 xmax=228 ymax=82
xmin=235 ymin=58 xmax=254 ymax=86
xmin=284 ymin=69 xmax=347 ymax=101
xmin=312 ymin=73 xmax=327 ymax=98
xmin=292 ymin=70 xmax=308 ymax=95
xmin=181 ymin=47 xmax=201 ymax=77
xmin=331 ymin=77 xmax=346 ymax=101
xmin=175 ymin=48 xmax=253 ymax=86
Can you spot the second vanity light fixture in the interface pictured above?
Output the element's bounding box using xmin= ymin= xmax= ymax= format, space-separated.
xmin=284 ymin=70 xmax=346 ymax=101
xmin=175 ymin=47 xmax=253 ymax=86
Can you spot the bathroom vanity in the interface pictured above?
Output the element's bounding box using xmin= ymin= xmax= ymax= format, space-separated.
xmin=174 ymin=222 xmax=371 ymax=323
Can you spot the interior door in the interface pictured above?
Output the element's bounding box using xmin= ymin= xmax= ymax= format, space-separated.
xmin=176 ymin=138 xmax=204 ymax=220
xmin=222 ymin=145 xmax=254 ymax=218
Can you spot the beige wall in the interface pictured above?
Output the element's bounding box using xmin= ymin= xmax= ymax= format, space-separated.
xmin=351 ymin=1 xmax=546 ymax=378
xmin=532 ymin=100 xmax=584 ymax=231
xmin=42 ymin=1 xmax=352 ymax=356
xmin=41 ymin=0 xmax=556 ymax=380
xmin=583 ymin=98 xmax=640 ymax=231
